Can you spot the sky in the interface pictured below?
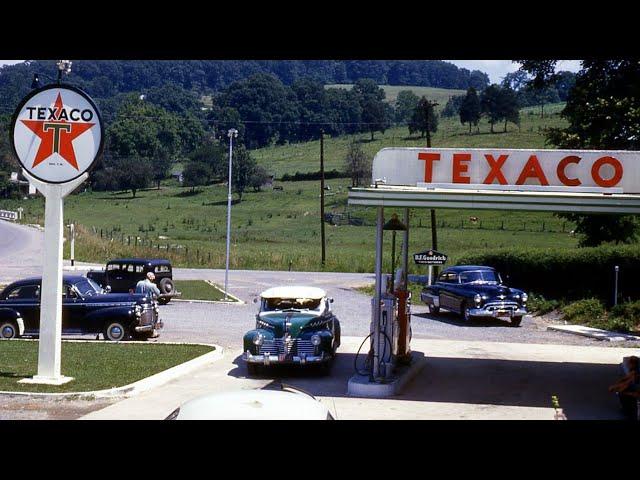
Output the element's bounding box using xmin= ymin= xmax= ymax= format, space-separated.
xmin=0 ymin=60 xmax=582 ymax=85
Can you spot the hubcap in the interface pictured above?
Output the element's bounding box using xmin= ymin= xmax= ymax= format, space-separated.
xmin=110 ymin=325 xmax=123 ymax=339
xmin=2 ymin=325 xmax=14 ymax=338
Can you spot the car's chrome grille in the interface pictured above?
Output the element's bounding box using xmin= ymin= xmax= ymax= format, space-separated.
xmin=140 ymin=308 xmax=155 ymax=326
xmin=259 ymin=339 xmax=315 ymax=356
xmin=483 ymin=301 xmax=520 ymax=312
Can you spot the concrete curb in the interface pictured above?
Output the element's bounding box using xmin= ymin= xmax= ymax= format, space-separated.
xmin=0 ymin=341 xmax=224 ymax=400
xmin=347 ymin=351 xmax=426 ymax=398
xmin=547 ymin=324 xmax=640 ymax=342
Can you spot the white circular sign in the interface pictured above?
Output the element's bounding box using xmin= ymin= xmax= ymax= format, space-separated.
xmin=11 ymin=84 xmax=104 ymax=184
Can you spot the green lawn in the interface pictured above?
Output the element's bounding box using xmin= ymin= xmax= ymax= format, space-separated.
xmin=176 ymin=280 xmax=235 ymax=301
xmin=0 ymin=341 xmax=214 ymax=393
xmin=0 ymin=104 xmax=584 ymax=274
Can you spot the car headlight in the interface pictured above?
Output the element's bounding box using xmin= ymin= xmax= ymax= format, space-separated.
xmin=134 ymin=305 xmax=143 ymax=316
xmin=253 ymin=333 xmax=264 ymax=346
xmin=474 ymin=294 xmax=482 ymax=306
xmin=311 ymin=334 xmax=322 ymax=346
xmin=521 ymin=293 xmax=528 ymax=303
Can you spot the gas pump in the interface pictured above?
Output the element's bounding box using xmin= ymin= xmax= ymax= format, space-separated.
xmin=369 ymin=275 xmax=399 ymax=379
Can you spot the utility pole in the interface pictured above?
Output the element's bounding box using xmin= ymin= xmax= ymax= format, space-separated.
xmin=424 ymin=100 xmax=439 ymax=148
xmin=320 ymin=129 xmax=326 ymax=266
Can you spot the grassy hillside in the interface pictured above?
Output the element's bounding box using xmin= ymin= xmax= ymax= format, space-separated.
xmin=324 ymin=84 xmax=466 ymax=107
xmin=0 ymin=102 xmax=580 ymax=274
xmin=254 ymin=103 xmax=567 ymax=178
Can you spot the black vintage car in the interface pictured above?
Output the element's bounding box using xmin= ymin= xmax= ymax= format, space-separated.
xmin=420 ymin=265 xmax=528 ymax=326
xmin=87 ymin=258 xmax=180 ymax=305
xmin=0 ymin=275 xmax=163 ymax=341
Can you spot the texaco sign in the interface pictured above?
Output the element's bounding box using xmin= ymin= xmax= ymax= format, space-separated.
xmin=11 ymin=84 xmax=104 ymax=184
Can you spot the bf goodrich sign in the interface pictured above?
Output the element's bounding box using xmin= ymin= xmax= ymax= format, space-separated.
xmin=372 ymin=148 xmax=640 ymax=194
xmin=11 ymin=84 xmax=103 ymax=184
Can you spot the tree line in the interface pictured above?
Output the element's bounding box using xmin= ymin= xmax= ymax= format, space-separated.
xmin=0 ymin=60 xmax=490 ymax=109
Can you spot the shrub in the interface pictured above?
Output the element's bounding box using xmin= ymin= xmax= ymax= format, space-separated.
xmin=527 ymin=293 xmax=561 ymax=315
xmin=561 ymin=298 xmax=605 ymax=324
xmin=609 ymin=300 xmax=640 ymax=332
xmin=456 ymin=245 xmax=640 ymax=303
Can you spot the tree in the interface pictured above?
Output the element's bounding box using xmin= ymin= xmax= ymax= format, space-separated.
xmin=409 ymin=96 xmax=438 ymax=145
xmin=441 ymin=95 xmax=464 ymax=118
xmin=183 ymin=161 xmax=212 ymax=192
xmin=344 ymin=141 xmax=370 ymax=187
xmin=458 ymin=87 xmax=481 ymax=133
xmin=231 ymin=145 xmax=257 ymax=202
xmin=395 ymin=90 xmax=419 ymax=123
xmin=498 ymin=86 xmax=520 ymax=132
xmin=519 ymin=59 xmax=639 ymax=246
xmin=480 ymin=84 xmax=503 ymax=133
xmin=249 ymin=165 xmax=270 ymax=192
xmin=353 ymin=79 xmax=389 ymax=140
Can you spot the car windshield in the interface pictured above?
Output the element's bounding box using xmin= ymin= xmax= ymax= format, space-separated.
xmin=73 ymin=278 xmax=103 ymax=297
xmin=459 ymin=270 xmax=500 ymax=285
xmin=263 ymin=297 xmax=322 ymax=311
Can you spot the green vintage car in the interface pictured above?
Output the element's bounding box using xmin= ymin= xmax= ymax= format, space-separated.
xmin=243 ymin=286 xmax=341 ymax=375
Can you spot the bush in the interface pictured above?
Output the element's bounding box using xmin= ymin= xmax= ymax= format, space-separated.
xmin=456 ymin=245 xmax=640 ymax=303
xmin=609 ymin=300 xmax=640 ymax=332
xmin=527 ymin=293 xmax=561 ymax=315
xmin=280 ymin=169 xmax=346 ymax=182
xmin=561 ymin=298 xmax=606 ymax=324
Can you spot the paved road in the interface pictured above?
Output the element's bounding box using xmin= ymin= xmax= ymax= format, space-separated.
xmin=0 ymin=220 xmax=43 ymax=284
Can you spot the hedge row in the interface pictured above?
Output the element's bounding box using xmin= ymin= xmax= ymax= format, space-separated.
xmin=456 ymin=245 xmax=640 ymax=303
xmin=280 ymin=169 xmax=347 ymax=182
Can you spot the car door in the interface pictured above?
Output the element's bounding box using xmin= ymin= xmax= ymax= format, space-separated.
xmin=2 ymin=284 xmax=40 ymax=333
xmin=110 ymin=263 xmax=133 ymax=293
xmin=62 ymin=282 xmax=85 ymax=334
xmin=438 ymin=272 xmax=458 ymax=311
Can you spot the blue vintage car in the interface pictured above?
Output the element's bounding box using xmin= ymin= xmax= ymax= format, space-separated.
xmin=0 ymin=275 xmax=162 ymax=341
xmin=420 ymin=265 xmax=528 ymax=326
xmin=243 ymin=286 xmax=341 ymax=375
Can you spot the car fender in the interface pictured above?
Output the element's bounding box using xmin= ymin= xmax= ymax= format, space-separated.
xmin=243 ymin=328 xmax=275 ymax=352
xmin=0 ymin=308 xmax=25 ymax=335
xmin=84 ymin=306 xmax=136 ymax=327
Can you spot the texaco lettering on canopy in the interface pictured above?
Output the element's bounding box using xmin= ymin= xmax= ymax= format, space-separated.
xmin=372 ymin=148 xmax=640 ymax=193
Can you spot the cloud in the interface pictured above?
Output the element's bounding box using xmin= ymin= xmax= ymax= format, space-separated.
xmin=446 ymin=60 xmax=582 ymax=84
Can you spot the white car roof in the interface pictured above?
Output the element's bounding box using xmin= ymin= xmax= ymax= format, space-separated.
xmin=175 ymin=389 xmax=330 ymax=420
xmin=260 ymin=286 xmax=326 ymax=300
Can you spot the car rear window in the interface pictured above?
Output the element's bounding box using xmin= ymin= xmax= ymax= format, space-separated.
xmin=6 ymin=285 xmax=40 ymax=300
xmin=155 ymin=265 xmax=171 ymax=273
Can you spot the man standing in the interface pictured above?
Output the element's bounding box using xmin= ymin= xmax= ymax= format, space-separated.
xmin=136 ymin=272 xmax=161 ymax=299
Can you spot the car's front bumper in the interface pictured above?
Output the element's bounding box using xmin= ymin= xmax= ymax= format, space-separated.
xmin=243 ymin=351 xmax=328 ymax=365
xmin=469 ymin=307 xmax=527 ymax=318
xmin=134 ymin=320 xmax=164 ymax=332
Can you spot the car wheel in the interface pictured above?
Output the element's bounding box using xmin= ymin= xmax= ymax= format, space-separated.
xmin=104 ymin=322 xmax=130 ymax=341
xmin=246 ymin=363 xmax=260 ymax=376
xmin=157 ymin=296 xmax=170 ymax=305
xmin=0 ymin=321 xmax=19 ymax=339
xmin=159 ymin=278 xmax=175 ymax=295
xmin=428 ymin=304 xmax=440 ymax=315
xmin=510 ymin=316 xmax=523 ymax=327
xmin=462 ymin=303 xmax=473 ymax=322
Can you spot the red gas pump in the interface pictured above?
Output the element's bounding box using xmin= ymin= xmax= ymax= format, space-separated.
xmin=394 ymin=288 xmax=412 ymax=364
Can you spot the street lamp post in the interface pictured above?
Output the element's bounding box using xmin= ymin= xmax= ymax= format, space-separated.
xmin=224 ymin=128 xmax=238 ymax=301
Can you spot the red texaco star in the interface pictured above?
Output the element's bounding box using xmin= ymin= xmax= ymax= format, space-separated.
xmin=20 ymin=93 xmax=95 ymax=170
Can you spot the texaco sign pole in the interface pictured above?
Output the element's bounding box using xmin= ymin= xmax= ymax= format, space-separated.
xmin=11 ymin=83 xmax=103 ymax=385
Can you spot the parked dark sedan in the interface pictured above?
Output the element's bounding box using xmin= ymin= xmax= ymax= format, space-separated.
xmin=87 ymin=258 xmax=180 ymax=304
xmin=0 ymin=275 xmax=163 ymax=341
xmin=420 ymin=265 xmax=528 ymax=326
